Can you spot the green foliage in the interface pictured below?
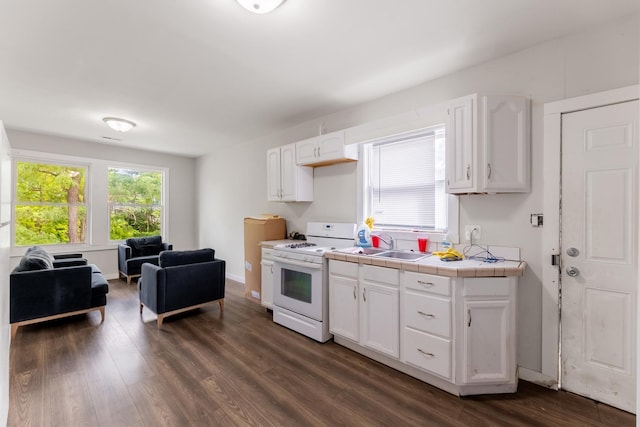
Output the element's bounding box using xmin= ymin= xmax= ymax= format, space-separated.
xmin=15 ymin=162 xmax=86 ymax=246
xmin=15 ymin=163 xmax=163 ymax=246
xmin=108 ymin=169 xmax=163 ymax=240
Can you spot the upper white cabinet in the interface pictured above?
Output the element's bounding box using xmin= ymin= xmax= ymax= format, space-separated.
xmin=296 ymin=130 xmax=358 ymax=167
xmin=267 ymin=143 xmax=313 ymax=202
xmin=446 ymin=94 xmax=530 ymax=194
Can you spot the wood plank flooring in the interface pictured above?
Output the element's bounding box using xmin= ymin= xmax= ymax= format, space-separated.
xmin=8 ymin=278 xmax=636 ymax=426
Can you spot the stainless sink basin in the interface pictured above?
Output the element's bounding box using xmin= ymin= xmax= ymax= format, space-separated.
xmin=356 ymin=247 xmax=390 ymax=255
xmin=372 ymin=251 xmax=427 ymax=261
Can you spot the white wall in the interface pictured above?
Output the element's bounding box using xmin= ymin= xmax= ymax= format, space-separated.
xmin=6 ymin=130 xmax=198 ymax=278
xmin=0 ymin=122 xmax=12 ymax=427
xmin=197 ymin=13 xmax=640 ymax=374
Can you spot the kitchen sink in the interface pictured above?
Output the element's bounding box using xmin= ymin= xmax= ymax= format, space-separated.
xmin=356 ymin=247 xmax=389 ymax=255
xmin=372 ymin=251 xmax=427 ymax=261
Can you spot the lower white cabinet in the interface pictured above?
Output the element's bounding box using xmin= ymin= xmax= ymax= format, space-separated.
xmin=458 ymin=277 xmax=516 ymax=385
xmin=329 ymin=261 xmax=518 ymax=396
xmin=260 ymin=248 xmax=274 ymax=310
xmin=329 ymin=261 xmax=400 ymax=359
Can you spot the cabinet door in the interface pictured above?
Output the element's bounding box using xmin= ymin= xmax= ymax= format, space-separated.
xmin=462 ymin=299 xmax=511 ymax=383
xmin=266 ymin=147 xmax=282 ymax=201
xmin=360 ymin=282 xmax=399 ymax=358
xmin=260 ymin=259 xmax=274 ymax=309
xmin=329 ymin=274 xmax=359 ymax=341
xmin=482 ymin=95 xmax=530 ymax=192
xmin=279 ymin=143 xmax=298 ymax=201
xmin=296 ymin=137 xmax=318 ymax=165
xmin=446 ymin=95 xmax=475 ymax=193
xmin=317 ymin=131 xmax=345 ymax=162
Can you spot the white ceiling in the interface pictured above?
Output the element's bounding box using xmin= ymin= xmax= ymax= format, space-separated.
xmin=0 ymin=0 xmax=638 ymax=157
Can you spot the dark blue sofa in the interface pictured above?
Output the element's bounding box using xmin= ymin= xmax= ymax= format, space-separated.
xmin=139 ymin=248 xmax=225 ymax=328
xmin=10 ymin=246 xmax=109 ymax=337
xmin=118 ymin=235 xmax=172 ymax=284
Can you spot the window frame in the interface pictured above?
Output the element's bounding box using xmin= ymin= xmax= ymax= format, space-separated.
xmin=12 ymin=155 xmax=91 ymax=249
xmin=357 ymin=126 xmax=459 ymax=247
xmin=107 ymin=165 xmax=167 ymax=243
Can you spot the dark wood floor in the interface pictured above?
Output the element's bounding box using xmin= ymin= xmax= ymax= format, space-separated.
xmin=8 ymin=278 xmax=635 ymax=427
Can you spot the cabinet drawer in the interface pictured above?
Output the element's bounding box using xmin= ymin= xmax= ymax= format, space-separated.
xmin=403 ymin=328 xmax=452 ymax=379
xmin=403 ymin=271 xmax=451 ymax=296
xmin=404 ymin=291 xmax=451 ymax=337
xmin=329 ymin=260 xmax=359 ymax=278
xmin=463 ymin=277 xmax=510 ymax=297
xmin=362 ymin=265 xmax=399 ymax=286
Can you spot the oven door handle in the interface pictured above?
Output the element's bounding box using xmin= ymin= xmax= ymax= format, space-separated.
xmin=273 ymin=258 xmax=323 ymax=270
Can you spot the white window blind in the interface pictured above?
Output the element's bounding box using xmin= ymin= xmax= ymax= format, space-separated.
xmin=364 ymin=125 xmax=446 ymax=230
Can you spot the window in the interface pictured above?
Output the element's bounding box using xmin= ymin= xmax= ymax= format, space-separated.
xmin=108 ymin=167 xmax=163 ymax=240
xmin=14 ymin=160 xmax=88 ymax=246
xmin=362 ymin=124 xmax=449 ymax=231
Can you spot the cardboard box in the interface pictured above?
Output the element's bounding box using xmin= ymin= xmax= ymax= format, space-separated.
xmin=244 ymin=215 xmax=286 ymax=303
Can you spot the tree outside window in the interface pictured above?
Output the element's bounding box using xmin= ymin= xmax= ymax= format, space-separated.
xmin=14 ymin=161 xmax=87 ymax=246
xmin=108 ymin=168 xmax=163 ymax=240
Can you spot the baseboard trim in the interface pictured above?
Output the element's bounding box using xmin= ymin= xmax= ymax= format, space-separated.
xmin=519 ymin=367 xmax=558 ymax=390
xmin=226 ymin=273 xmax=244 ymax=284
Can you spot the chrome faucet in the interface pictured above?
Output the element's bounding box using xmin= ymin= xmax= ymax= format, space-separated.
xmin=374 ymin=233 xmax=395 ymax=250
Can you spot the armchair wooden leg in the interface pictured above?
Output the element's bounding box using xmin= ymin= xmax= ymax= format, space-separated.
xmin=127 ymin=275 xmax=132 ymax=285
xmin=157 ymin=314 xmax=164 ymax=329
xmin=99 ymin=306 xmax=105 ymax=324
xmin=219 ymin=299 xmax=224 ymax=312
xmin=11 ymin=324 xmax=18 ymax=339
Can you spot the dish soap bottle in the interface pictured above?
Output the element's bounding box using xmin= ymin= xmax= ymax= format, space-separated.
xmin=355 ymin=222 xmax=372 ymax=248
xmin=441 ymin=234 xmax=452 ymax=250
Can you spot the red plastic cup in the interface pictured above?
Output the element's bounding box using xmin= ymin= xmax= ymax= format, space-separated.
xmin=372 ymin=235 xmax=380 ymax=248
xmin=417 ymin=237 xmax=428 ymax=252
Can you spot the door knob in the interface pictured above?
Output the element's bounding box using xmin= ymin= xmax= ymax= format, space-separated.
xmin=566 ymin=266 xmax=580 ymax=277
xmin=566 ymin=247 xmax=579 ymax=257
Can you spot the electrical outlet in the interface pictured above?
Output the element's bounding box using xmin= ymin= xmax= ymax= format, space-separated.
xmin=464 ymin=225 xmax=481 ymax=242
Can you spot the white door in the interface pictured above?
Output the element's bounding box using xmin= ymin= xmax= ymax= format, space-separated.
xmin=279 ymin=143 xmax=297 ymax=201
xmin=266 ymin=147 xmax=281 ymax=201
xmin=360 ymin=281 xmax=399 ymax=358
xmin=328 ymin=274 xmax=359 ymax=341
xmin=561 ymin=100 xmax=638 ymax=413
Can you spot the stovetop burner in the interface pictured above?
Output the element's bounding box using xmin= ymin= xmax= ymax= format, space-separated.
xmin=283 ymin=242 xmax=317 ymax=249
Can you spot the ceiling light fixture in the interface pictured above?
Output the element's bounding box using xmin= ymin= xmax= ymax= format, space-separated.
xmin=236 ymin=0 xmax=286 ymax=14
xmin=102 ymin=117 xmax=137 ymax=133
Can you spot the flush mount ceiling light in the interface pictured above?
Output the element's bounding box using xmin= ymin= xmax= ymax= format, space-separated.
xmin=102 ymin=117 xmax=137 ymax=133
xmin=236 ymin=0 xmax=286 ymax=14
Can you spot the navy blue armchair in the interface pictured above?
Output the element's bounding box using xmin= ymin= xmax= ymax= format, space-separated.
xmin=139 ymin=248 xmax=225 ymax=328
xmin=10 ymin=247 xmax=109 ymax=337
xmin=118 ymin=235 xmax=172 ymax=284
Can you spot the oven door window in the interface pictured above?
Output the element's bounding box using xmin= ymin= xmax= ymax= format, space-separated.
xmin=281 ymin=268 xmax=312 ymax=303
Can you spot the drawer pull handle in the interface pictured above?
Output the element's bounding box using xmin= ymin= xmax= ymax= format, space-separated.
xmin=417 ymin=281 xmax=434 ymax=287
xmin=353 ymin=287 xmax=356 ymax=300
xmin=418 ymin=311 xmax=435 ymax=319
xmin=363 ymin=289 xmax=366 ymax=302
xmin=418 ymin=349 xmax=435 ymax=358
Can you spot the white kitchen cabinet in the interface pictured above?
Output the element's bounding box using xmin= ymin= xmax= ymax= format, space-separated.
xmin=329 ymin=261 xmax=400 ymax=359
xmin=446 ymin=94 xmax=530 ymax=194
xmin=457 ymin=277 xmax=517 ymax=388
xmin=267 ymin=143 xmax=313 ymax=202
xmin=260 ymin=248 xmax=275 ymax=310
xmin=402 ymin=272 xmax=454 ymax=380
xmin=360 ymin=265 xmax=400 ymax=359
xmin=295 ymin=130 xmax=358 ymax=167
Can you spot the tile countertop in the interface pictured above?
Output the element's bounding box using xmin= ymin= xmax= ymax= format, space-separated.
xmin=325 ymin=248 xmax=526 ymax=278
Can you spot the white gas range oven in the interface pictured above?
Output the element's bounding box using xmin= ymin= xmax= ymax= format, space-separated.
xmin=272 ymin=222 xmax=356 ymax=342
